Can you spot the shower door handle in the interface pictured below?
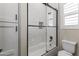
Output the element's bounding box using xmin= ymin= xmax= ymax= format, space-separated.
xmin=39 ymin=22 xmax=44 ymax=29
xmin=15 ymin=14 xmax=18 ymax=20
xmin=15 ymin=26 xmax=18 ymax=32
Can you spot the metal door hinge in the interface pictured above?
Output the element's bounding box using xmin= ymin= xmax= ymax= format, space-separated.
xmin=15 ymin=14 xmax=17 ymax=20
xmin=0 ymin=49 xmax=3 ymax=53
xmin=15 ymin=26 xmax=18 ymax=32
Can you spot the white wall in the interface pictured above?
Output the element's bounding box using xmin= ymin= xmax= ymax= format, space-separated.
xmin=0 ymin=4 xmax=18 ymax=56
xmin=19 ymin=3 xmax=27 ymax=56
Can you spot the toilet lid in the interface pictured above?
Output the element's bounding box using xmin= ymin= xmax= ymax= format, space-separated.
xmin=58 ymin=50 xmax=72 ymax=56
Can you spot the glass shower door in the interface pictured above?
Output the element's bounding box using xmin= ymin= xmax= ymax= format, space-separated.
xmin=28 ymin=3 xmax=47 ymax=56
xmin=28 ymin=3 xmax=58 ymax=56
xmin=28 ymin=27 xmax=46 ymax=56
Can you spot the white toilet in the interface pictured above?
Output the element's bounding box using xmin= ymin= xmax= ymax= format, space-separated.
xmin=58 ymin=40 xmax=77 ymax=56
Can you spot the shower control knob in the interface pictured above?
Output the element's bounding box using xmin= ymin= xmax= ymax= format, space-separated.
xmin=50 ymin=36 xmax=53 ymax=39
xmin=49 ymin=36 xmax=53 ymax=42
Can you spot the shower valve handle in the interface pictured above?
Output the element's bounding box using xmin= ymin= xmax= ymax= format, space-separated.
xmin=39 ymin=22 xmax=43 ymax=29
xmin=49 ymin=36 xmax=53 ymax=42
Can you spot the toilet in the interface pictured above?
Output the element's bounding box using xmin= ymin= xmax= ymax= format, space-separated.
xmin=58 ymin=40 xmax=77 ymax=56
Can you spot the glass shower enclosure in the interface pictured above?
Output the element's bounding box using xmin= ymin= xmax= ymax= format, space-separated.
xmin=27 ymin=3 xmax=58 ymax=56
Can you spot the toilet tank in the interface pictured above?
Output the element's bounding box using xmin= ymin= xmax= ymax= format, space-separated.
xmin=62 ymin=40 xmax=77 ymax=54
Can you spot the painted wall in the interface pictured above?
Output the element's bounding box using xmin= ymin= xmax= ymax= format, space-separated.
xmin=59 ymin=29 xmax=79 ymax=55
xmin=58 ymin=3 xmax=79 ymax=55
xmin=19 ymin=3 xmax=27 ymax=56
xmin=0 ymin=4 xmax=18 ymax=56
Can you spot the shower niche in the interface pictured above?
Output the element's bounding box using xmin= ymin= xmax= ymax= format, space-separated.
xmin=27 ymin=3 xmax=58 ymax=56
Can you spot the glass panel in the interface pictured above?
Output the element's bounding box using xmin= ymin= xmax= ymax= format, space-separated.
xmin=28 ymin=3 xmax=57 ymax=56
xmin=47 ymin=7 xmax=56 ymax=26
xmin=28 ymin=3 xmax=46 ymax=26
xmin=28 ymin=27 xmax=46 ymax=56
xmin=47 ymin=27 xmax=56 ymax=51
